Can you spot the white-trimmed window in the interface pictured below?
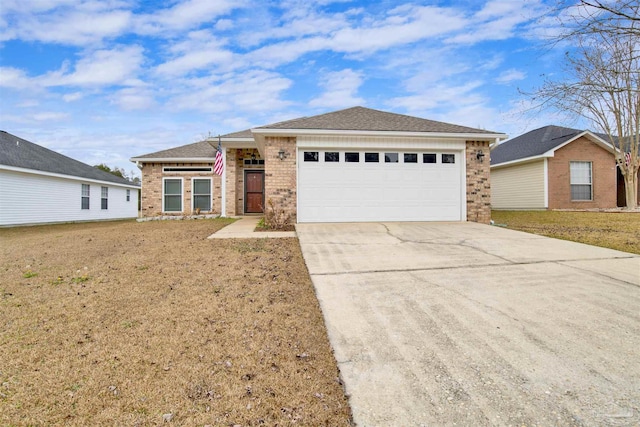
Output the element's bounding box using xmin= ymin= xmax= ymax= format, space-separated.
xmin=101 ymin=187 xmax=108 ymax=210
xmin=163 ymin=178 xmax=183 ymax=212
xmin=81 ymin=184 xmax=90 ymax=210
xmin=570 ymin=161 xmax=592 ymax=201
xmin=192 ymin=178 xmax=212 ymax=211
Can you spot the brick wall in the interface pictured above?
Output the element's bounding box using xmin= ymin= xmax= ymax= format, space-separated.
xmin=140 ymin=163 xmax=221 ymax=217
xmin=230 ymin=148 xmax=263 ymax=215
xmin=466 ymin=141 xmax=491 ymax=224
xmin=263 ymin=137 xmax=297 ymax=222
xmin=548 ymin=136 xmax=617 ymax=209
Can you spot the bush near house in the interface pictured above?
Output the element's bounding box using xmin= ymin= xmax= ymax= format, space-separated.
xmin=0 ymin=220 xmax=352 ymax=426
xmin=491 ymin=210 xmax=640 ymax=255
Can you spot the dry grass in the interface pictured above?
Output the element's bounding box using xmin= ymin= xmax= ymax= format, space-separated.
xmin=491 ymin=210 xmax=640 ymax=255
xmin=0 ymin=219 xmax=352 ymax=426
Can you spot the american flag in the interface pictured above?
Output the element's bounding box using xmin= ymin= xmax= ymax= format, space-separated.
xmin=214 ymin=136 xmax=224 ymax=176
xmin=624 ymin=151 xmax=632 ymax=166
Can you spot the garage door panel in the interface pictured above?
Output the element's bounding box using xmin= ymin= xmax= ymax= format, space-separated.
xmin=298 ymin=150 xmax=462 ymax=222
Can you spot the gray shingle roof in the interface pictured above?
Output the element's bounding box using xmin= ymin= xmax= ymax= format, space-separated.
xmin=256 ymin=106 xmax=500 ymax=134
xmin=132 ymin=140 xmax=216 ymax=160
xmin=132 ymin=130 xmax=253 ymax=160
xmin=0 ymin=130 xmax=138 ymax=187
xmin=490 ymin=125 xmax=585 ymax=165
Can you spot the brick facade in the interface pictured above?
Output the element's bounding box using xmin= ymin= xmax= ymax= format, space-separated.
xmin=141 ymin=141 xmax=491 ymax=223
xmin=140 ymin=163 xmax=222 ymax=217
xmin=227 ymin=148 xmax=263 ymax=216
xmin=263 ymin=136 xmax=297 ymax=223
xmin=465 ymin=141 xmax=491 ymax=224
xmin=547 ymin=136 xmax=617 ymax=209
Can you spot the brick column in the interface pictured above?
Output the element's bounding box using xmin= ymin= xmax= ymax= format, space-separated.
xmin=225 ymin=149 xmax=237 ymax=216
xmin=264 ymin=136 xmax=297 ymax=223
xmin=466 ymin=141 xmax=491 ymax=224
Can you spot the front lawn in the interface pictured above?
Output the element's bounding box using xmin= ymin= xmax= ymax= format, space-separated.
xmin=491 ymin=210 xmax=640 ymax=255
xmin=0 ymin=219 xmax=352 ymax=426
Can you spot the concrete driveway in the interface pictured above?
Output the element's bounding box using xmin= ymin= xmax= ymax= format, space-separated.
xmin=296 ymin=222 xmax=640 ymax=426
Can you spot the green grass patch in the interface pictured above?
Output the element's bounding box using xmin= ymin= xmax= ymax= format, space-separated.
xmin=491 ymin=210 xmax=640 ymax=255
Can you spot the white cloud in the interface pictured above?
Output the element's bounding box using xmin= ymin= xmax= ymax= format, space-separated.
xmin=111 ymin=87 xmax=155 ymax=110
xmin=168 ymin=69 xmax=292 ymax=114
xmin=0 ymin=67 xmax=33 ymax=89
xmin=155 ymin=33 xmax=236 ymax=77
xmin=134 ymin=0 xmax=241 ymax=35
xmin=496 ymin=68 xmax=526 ymax=84
xmin=32 ymin=111 xmax=69 ymax=121
xmin=41 ymin=46 xmax=144 ymax=87
xmin=62 ymin=92 xmax=84 ymax=102
xmin=310 ymin=69 xmax=364 ymax=108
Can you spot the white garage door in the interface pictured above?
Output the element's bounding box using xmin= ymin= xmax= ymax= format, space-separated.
xmin=298 ymin=150 xmax=463 ymax=222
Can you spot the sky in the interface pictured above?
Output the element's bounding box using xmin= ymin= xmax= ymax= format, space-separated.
xmin=0 ymin=0 xmax=579 ymax=178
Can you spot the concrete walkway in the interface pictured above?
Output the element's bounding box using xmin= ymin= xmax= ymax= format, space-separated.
xmin=207 ymin=216 xmax=297 ymax=239
xmin=297 ymin=222 xmax=640 ymax=426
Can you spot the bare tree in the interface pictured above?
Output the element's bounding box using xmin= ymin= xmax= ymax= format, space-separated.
xmin=534 ymin=1 xmax=639 ymax=208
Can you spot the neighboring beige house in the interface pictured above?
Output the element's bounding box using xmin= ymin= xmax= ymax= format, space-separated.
xmin=131 ymin=107 xmax=507 ymax=224
xmin=491 ymin=125 xmax=638 ymax=210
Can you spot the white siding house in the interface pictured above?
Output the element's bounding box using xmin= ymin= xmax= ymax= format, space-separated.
xmin=0 ymin=131 xmax=139 ymax=227
xmin=491 ymin=160 xmax=547 ymax=210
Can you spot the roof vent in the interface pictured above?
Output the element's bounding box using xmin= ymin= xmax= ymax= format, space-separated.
xmin=16 ymin=140 xmax=19 ymax=146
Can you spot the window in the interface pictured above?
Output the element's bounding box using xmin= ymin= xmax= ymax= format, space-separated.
xmin=126 ymin=189 xmax=130 ymax=202
xmin=423 ymin=153 xmax=437 ymax=164
xmin=442 ymin=154 xmax=455 ymax=164
xmin=304 ymin=151 xmax=319 ymax=162
xmin=163 ymin=167 xmax=212 ymax=172
xmin=163 ymin=178 xmax=183 ymax=212
xmin=404 ymin=153 xmax=418 ymax=163
xmin=243 ymin=159 xmax=264 ymax=165
xmin=325 ymin=152 xmax=339 ymax=162
xmin=193 ymin=179 xmax=211 ymax=211
xmin=570 ymin=161 xmax=592 ymax=201
xmin=345 ymin=152 xmax=360 ymax=162
xmin=81 ymin=184 xmax=90 ymax=210
xmin=101 ymin=187 xmax=108 ymax=210
xmin=365 ymin=152 xmax=379 ymax=163
xmin=385 ymin=153 xmax=398 ymax=163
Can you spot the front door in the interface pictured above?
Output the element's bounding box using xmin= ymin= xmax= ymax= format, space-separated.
xmin=245 ymin=170 xmax=264 ymax=213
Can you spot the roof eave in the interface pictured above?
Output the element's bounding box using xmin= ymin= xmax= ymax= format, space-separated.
xmin=0 ymin=164 xmax=140 ymax=188
xmin=130 ymin=157 xmax=216 ymax=163
xmin=251 ymin=128 xmax=507 ymax=141
xmin=491 ymin=154 xmax=551 ymax=169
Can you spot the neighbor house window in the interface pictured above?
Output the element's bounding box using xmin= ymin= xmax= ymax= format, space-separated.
xmin=442 ymin=154 xmax=455 ymax=164
xmin=126 ymin=189 xmax=130 ymax=202
xmin=163 ymin=178 xmax=183 ymax=212
xmin=304 ymin=152 xmax=319 ymax=162
xmin=570 ymin=161 xmax=592 ymax=201
xmin=423 ymin=153 xmax=437 ymax=163
xmin=345 ymin=152 xmax=359 ymax=162
xmin=385 ymin=153 xmax=398 ymax=163
xmin=365 ymin=152 xmax=379 ymax=163
xmin=193 ymin=178 xmax=211 ymax=211
xmin=325 ymin=152 xmax=339 ymax=162
xmin=404 ymin=153 xmax=418 ymax=163
xmin=81 ymin=184 xmax=90 ymax=210
xmin=101 ymin=187 xmax=108 ymax=210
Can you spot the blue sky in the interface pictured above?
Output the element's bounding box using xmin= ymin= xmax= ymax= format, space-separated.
xmin=0 ymin=0 xmax=575 ymax=177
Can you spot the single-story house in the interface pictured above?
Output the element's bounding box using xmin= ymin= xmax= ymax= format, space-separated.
xmin=131 ymin=106 xmax=507 ymax=224
xmin=0 ymin=131 xmax=140 ymax=226
xmin=490 ymin=125 xmax=639 ymax=210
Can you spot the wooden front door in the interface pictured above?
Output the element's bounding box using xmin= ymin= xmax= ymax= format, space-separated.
xmin=245 ymin=170 xmax=264 ymax=213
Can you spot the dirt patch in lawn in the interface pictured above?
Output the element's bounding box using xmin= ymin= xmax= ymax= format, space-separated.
xmin=491 ymin=210 xmax=640 ymax=255
xmin=0 ymin=219 xmax=352 ymax=426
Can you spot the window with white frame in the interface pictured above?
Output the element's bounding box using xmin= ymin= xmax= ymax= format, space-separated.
xmin=163 ymin=178 xmax=183 ymax=212
xmin=101 ymin=187 xmax=108 ymax=209
xmin=570 ymin=161 xmax=592 ymax=201
xmin=81 ymin=184 xmax=90 ymax=209
xmin=192 ymin=178 xmax=211 ymax=211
